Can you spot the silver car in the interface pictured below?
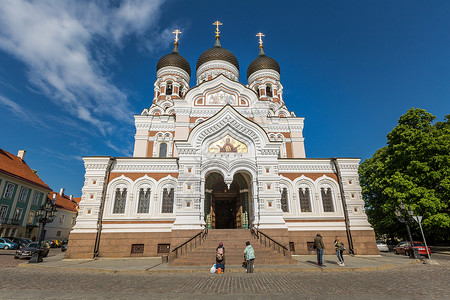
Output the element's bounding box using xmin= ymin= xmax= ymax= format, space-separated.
xmin=376 ymin=240 xmax=389 ymax=252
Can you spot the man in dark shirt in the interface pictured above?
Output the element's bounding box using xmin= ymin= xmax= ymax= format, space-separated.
xmin=314 ymin=233 xmax=325 ymax=267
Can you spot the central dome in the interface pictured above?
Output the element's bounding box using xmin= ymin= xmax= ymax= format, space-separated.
xmin=196 ymin=37 xmax=239 ymax=71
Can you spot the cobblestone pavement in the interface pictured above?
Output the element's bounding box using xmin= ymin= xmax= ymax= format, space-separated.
xmin=0 ymin=257 xmax=449 ymax=299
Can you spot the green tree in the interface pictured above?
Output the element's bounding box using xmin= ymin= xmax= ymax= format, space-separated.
xmin=359 ymin=108 xmax=450 ymax=242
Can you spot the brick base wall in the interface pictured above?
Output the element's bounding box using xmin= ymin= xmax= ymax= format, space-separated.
xmin=351 ymin=230 xmax=380 ymax=255
xmin=287 ymin=230 xmax=379 ymax=255
xmin=98 ymin=232 xmax=173 ymax=258
xmin=64 ymin=232 xmax=97 ymax=259
xmin=65 ymin=228 xmax=378 ymax=259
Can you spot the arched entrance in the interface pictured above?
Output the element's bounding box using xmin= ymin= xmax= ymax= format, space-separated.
xmin=204 ymin=172 xmax=251 ymax=229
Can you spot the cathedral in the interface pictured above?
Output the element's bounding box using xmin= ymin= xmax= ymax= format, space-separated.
xmin=66 ymin=23 xmax=378 ymax=259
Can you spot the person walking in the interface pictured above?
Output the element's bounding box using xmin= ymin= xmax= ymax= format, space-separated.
xmin=314 ymin=233 xmax=325 ymax=267
xmin=216 ymin=242 xmax=225 ymax=273
xmin=243 ymin=241 xmax=255 ymax=273
xmin=334 ymin=236 xmax=345 ymax=266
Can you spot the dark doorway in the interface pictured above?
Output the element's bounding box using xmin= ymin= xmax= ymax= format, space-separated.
xmin=204 ymin=172 xmax=250 ymax=229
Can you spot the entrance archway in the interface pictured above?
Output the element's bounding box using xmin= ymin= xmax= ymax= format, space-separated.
xmin=204 ymin=172 xmax=251 ymax=229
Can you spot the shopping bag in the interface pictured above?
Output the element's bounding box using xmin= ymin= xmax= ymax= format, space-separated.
xmin=210 ymin=264 xmax=216 ymax=273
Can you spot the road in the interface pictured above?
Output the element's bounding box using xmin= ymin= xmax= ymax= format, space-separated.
xmin=0 ymin=249 xmax=448 ymax=299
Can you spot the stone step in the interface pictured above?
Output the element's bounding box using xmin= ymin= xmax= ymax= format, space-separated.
xmin=170 ymin=229 xmax=296 ymax=266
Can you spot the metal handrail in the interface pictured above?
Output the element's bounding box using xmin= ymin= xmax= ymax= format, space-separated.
xmin=250 ymin=228 xmax=289 ymax=257
xmin=171 ymin=228 xmax=208 ymax=259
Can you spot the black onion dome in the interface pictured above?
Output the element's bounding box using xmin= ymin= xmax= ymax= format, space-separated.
xmin=196 ymin=37 xmax=239 ymax=71
xmin=247 ymin=46 xmax=280 ymax=79
xmin=157 ymin=43 xmax=191 ymax=76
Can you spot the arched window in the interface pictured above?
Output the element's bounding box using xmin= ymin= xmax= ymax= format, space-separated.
xmin=266 ymin=84 xmax=272 ymax=97
xmin=280 ymin=187 xmax=289 ymax=212
xmin=162 ymin=188 xmax=174 ymax=213
xmin=179 ymin=83 xmax=184 ymax=97
xmin=298 ymin=187 xmax=312 ymax=212
xmin=321 ymin=187 xmax=334 ymax=212
xmin=137 ymin=188 xmax=151 ymax=213
xmin=166 ymin=81 xmax=173 ymax=95
xmin=159 ymin=143 xmax=167 ymax=158
xmin=113 ymin=188 xmax=127 ymax=214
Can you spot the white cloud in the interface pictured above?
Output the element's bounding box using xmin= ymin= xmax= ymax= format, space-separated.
xmin=0 ymin=0 xmax=167 ymax=135
xmin=0 ymin=94 xmax=50 ymax=129
xmin=0 ymin=95 xmax=29 ymax=120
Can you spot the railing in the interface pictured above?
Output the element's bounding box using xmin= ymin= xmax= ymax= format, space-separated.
xmin=0 ymin=218 xmax=20 ymax=225
xmin=171 ymin=228 xmax=208 ymax=259
xmin=250 ymin=228 xmax=289 ymax=257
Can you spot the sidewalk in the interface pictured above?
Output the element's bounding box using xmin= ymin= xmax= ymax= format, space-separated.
xmin=18 ymin=252 xmax=423 ymax=274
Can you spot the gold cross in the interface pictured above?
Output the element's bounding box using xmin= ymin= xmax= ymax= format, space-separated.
xmin=256 ymin=32 xmax=265 ymax=46
xmin=172 ymin=29 xmax=182 ymax=43
xmin=213 ymin=20 xmax=223 ymax=36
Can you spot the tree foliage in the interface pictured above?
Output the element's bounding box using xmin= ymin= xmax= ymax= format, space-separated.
xmin=359 ymin=108 xmax=450 ymax=242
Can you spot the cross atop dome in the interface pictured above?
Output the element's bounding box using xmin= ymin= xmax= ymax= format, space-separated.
xmin=172 ymin=29 xmax=182 ymax=44
xmin=213 ymin=20 xmax=223 ymax=37
xmin=256 ymin=32 xmax=265 ymax=48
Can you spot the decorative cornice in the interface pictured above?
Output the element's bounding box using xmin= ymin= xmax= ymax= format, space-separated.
xmin=248 ymin=69 xmax=280 ymax=85
xmin=278 ymin=164 xmax=334 ymax=172
xmin=196 ymin=61 xmax=239 ymax=80
xmin=112 ymin=164 xmax=178 ymax=172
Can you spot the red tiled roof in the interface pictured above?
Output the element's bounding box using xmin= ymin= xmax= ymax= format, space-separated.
xmin=48 ymin=192 xmax=78 ymax=213
xmin=72 ymin=197 xmax=81 ymax=204
xmin=0 ymin=148 xmax=51 ymax=191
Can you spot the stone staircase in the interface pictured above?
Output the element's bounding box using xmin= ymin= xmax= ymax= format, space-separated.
xmin=169 ymin=229 xmax=297 ymax=266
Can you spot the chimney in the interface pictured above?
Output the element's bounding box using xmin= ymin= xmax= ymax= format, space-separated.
xmin=69 ymin=195 xmax=73 ymax=201
xmin=59 ymin=188 xmax=65 ymax=196
xmin=17 ymin=150 xmax=26 ymax=160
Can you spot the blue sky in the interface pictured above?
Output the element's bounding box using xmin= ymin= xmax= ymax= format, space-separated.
xmin=0 ymin=0 xmax=449 ymax=197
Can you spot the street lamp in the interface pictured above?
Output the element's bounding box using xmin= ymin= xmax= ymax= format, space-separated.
xmin=394 ymin=201 xmax=421 ymax=259
xmin=29 ymin=194 xmax=58 ymax=263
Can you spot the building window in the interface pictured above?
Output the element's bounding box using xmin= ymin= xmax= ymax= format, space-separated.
xmin=0 ymin=205 xmax=8 ymax=222
xmin=299 ymin=187 xmax=312 ymax=212
xmin=13 ymin=208 xmax=23 ymax=221
xmin=179 ymin=83 xmax=184 ymax=97
xmin=27 ymin=211 xmax=35 ymax=225
xmin=59 ymin=215 xmax=64 ymax=224
xmin=4 ymin=183 xmax=15 ymax=199
xmin=56 ymin=231 xmax=61 ymax=237
xmin=281 ymin=188 xmax=289 ymax=212
xmin=266 ymin=84 xmax=272 ymax=97
xmin=166 ymin=82 xmax=173 ymax=95
xmin=321 ymin=187 xmax=334 ymax=212
xmin=161 ymin=188 xmax=174 ymax=213
xmin=18 ymin=187 xmax=29 ymax=202
xmin=32 ymin=191 xmax=40 ymax=205
xmin=159 ymin=143 xmax=167 ymax=158
xmin=137 ymin=188 xmax=151 ymax=213
xmin=113 ymin=188 xmax=127 ymax=214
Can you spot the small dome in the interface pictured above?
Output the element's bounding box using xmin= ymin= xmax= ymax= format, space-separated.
xmin=157 ymin=43 xmax=191 ymax=76
xmin=247 ymin=46 xmax=280 ymax=79
xmin=196 ymin=37 xmax=239 ymax=71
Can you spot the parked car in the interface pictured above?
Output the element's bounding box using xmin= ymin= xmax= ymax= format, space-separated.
xmin=61 ymin=240 xmax=68 ymax=252
xmin=0 ymin=238 xmax=19 ymax=250
xmin=394 ymin=241 xmax=430 ymax=257
xmin=14 ymin=242 xmax=50 ymax=259
xmin=44 ymin=240 xmax=57 ymax=248
xmin=376 ymin=240 xmax=389 ymax=252
xmin=2 ymin=237 xmax=32 ymax=248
